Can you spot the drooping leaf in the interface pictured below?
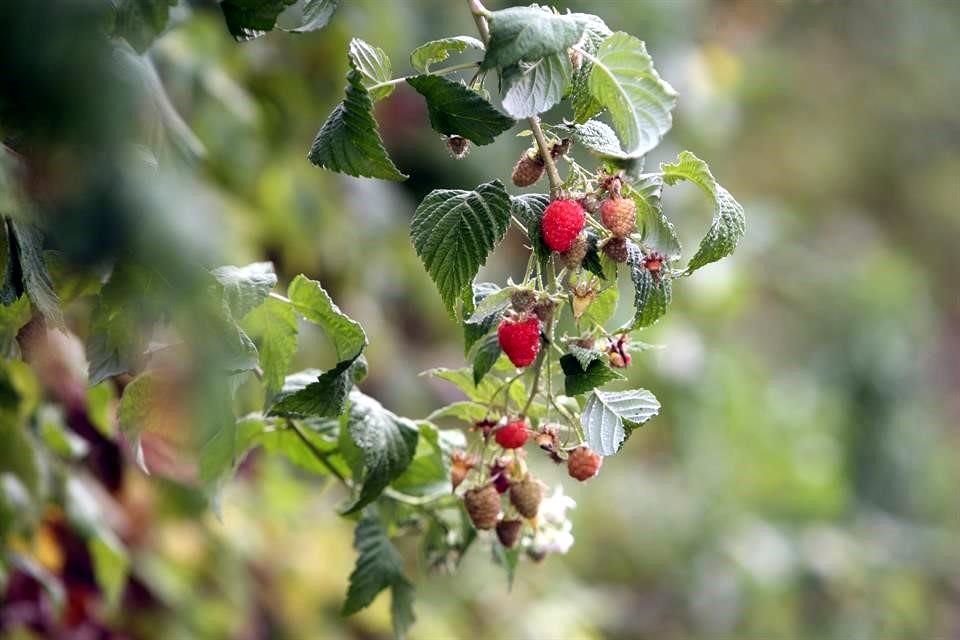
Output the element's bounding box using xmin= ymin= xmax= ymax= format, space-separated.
xmin=466 ymin=286 xmax=513 ymax=324
xmin=481 ymin=7 xmax=584 ymax=71
xmin=348 ymin=38 xmax=394 ymax=101
xmin=500 ymin=54 xmax=571 ymax=119
xmin=627 ymin=174 xmax=681 ymax=260
xmin=242 ymin=296 xmax=299 ymax=397
xmin=110 ymin=0 xmax=177 ymax=52
xmin=8 ymin=220 xmax=61 ymax=326
xmin=343 ymin=511 xmax=414 ymax=624
xmin=426 ymin=401 xmax=487 ymax=425
xmin=267 ymin=362 xmax=356 ymax=418
xmin=117 ymin=371 xmax=155 ymax=472
xmin=286 ymin=275 xmax=366 ymax=362
xmin=342 ymin=391 xmax=419 ymax=514
xmin=491 ymin=542 xmax=520 ymax=590
xmin=86 ymin=266 xmax=152 ymax=385
xmin=391 ymin=579 xmax=416 ymax=640
xmin=626 ymin=243 xmax=672 ymax=329
xmin=661 ymin=151 xmax=745 ymax=274
xmin=410 ymin=181 xmax=511 ymax=315
xmin=423 ymin=367 xmax=526 ymax=408
xmin=462 ymin=282 xmax=500 ymax=355
xmin=581 ymin=388 xmax=660 ymax=456
xmin=568 ymin=13 xmax=613 ymax=122
xmin=220 ymin=0 xmax=297 ymax=41
xmin=89 ymin=532 xmax=130 ymax=611
xmin=308 ymin=69 xmax=407 ymax=180
xmin=560 ymin=354 xmax=623 ymax=396
xmin=0 ymin=296 xmax=31 ymax=358
xmin=587 ymin=32 xmax=677 ymax=157
xmin=510 ymin=193 xmax=551 ymax=272
xmin=211 ymin=262 xmax=277 ymax=319
xmin=471 ymin=333 xmax=502 ymax=385
xmin=411 ymin=36 xmax=484 ymax=73
xmin=406 ymin=75 xmax=515 ymax=145
xmin=560 ymin=119 xmax=631 ymax=159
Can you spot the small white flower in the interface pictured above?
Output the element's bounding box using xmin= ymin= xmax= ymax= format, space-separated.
xmin=527 ymin=485 xmax=577 ymax=556
xmin=538 ymin=485 xmax=576 ymax=526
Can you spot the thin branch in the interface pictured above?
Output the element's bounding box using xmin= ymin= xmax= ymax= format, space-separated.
xmin=528 ymin=116 xmax=563 ymax=197
xmin=367 ymin=61 xmax=481 ymax=93
xmin=467 ymin=0 xmax=491 ymax=42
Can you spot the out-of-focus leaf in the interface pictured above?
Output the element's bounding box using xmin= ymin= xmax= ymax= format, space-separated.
xmin=411 ymin=36 xmax=484 ymax=73
xmin=211 ymin=261 xmax=277 ymax=319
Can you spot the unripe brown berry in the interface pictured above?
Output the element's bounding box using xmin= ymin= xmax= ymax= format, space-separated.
xmin=602 ymin=236 xmax=629 ymax=263
xmin=445 ymin=135 xmax=470 ymax=159
xmin=464 ymin=484 xmax=501 ymax=530
xmin=567 ymin=446 xmax=603 ymax=481
xmin=532 ymin=299 xmax=556 ymax=325
xmin=560 ymin=233 xmax=588 ymax=270
xmin=509 ymin=474 xmax=543 ymax=519
xmin=600 ymin=196 xmax=637 ymax=237
xmin=511 ymin=150 xmax=545 ymax=187
xmin=496 ymin=519 xmax=523 ymax=548
xmin=510 ymin=288 xmax=537 ymax=313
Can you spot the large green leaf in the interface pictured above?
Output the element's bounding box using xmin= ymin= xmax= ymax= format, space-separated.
xmin=343 ymin=512 xmax=415 ymax=638
xmin=481 ymin=6 xmax=584 ymax=71
xmin=348 ymin=38 xmax=394 ymax=101
xmin=0 ymin=295 xmax=31 ymax=358
xmin=465 ymin=285 xmax=513 ymax=324
xmin=560 ymin=354 xmax=623 ymax=396
xmin=211 ymin=262 xmax=276 ymax=319
xmin=561 ymin=119 xmax=630 ymax=160
xmin=581 ymin=388 xmax=660 ymax=456
xmin=342 ymin=391 xmax=419 ymax=514
xmin=267 ymin=362 xmax=356 ymax=418
xmin=284 ymin=0 xmax=341 ymax=33
xmin=308 ymin=69 xmax=407 ymax=180
xmin=568 ymin=13 xmax=612 ymax=123
xmin=243 ymin=296 xmax=299 ymax=397
xmin=626 ymin=244 xmax=672 ymax=329
xmin=8 ymin=220 xmax=61 ymax=325
xmin=410 ymin=181 xmax=511 ymax=315
xmin=662 ymin=151 xmax=745 ymax=274
xmin=411 ymin=36 xmax=484 ymax=73
xmin=258 ymin=417 xmax=351 ymax=477
xmin=500 ymin=54 xmax=571 ymax=118
xmin=587 ymin=32 xmax=677 ymax=157
xmin=220 ymin=0 xmax=297 ymax=41
xmin=627 ymin=174 xmax=681 ymax=260
xmin=406 ymin=75 xmax=515 ymax=145
xmin=286 ymin=275 xmax=366 ymax=362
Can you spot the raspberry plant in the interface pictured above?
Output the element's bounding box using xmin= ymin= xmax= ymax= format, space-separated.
xmin=0 ymin=1 xmax=744 ymax=638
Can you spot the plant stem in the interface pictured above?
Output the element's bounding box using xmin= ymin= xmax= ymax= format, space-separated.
xmin=367 ymin=61 xmax=481 ymax=93
xmin=528 ymin=116 xmax=564 ymax=197
xmin=467 ymin=0 xmax=491 ymax=42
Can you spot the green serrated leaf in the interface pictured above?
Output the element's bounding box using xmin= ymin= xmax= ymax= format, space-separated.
xmin=287 ymin=275 xmax=366 ymax=362
xmin=510 ymin=193 xmax=551 ymax=272
xmin=561 ymin=119 xmax=631 ymax=159
xmin=466 ymin=286 xmax=513 ymax=324
xmin=391 ymin=421 xmax=461 ymax=497
xmin=8 ymin=221 xmax=61 ymax=326
xmin=259 ymin=417 xmax=351 ymax=477
xmin=411 ymin=36 xmax=484 ymax=73
xmin=567 ymin=343 xmax=603 ymax=370
xmin=560 ymin=354 xmax=622 ymax=396
xmin=342 ymin=391 xmax=419 ymax=514
xmin=626 ymin=245 xmax=672 ymax=328
xmin=584 ymin=284 xmax=618 ymax=328
xmin=581 ymin=388 xmax=660 ymax=456
xmin=406 ymin=75 xmax=514 ymax=145
xmin=501 ymin=54 xmax=571 ymax=119
xmin=481 ymin=6 xmax=584 ymax=71
xmin=267 ymin=361 xmax=355 ymax=418
xmin=308 ymin=69 xmax=407 ymax=180
xmin=424 ymin=367 xmax=526 ymax=408
xmin=348 ymin=38 xmax=394 ymax=101
xmin=463 ymin=282 xmax=500 ymax=355
xmin=221 ymin=0 xmax=297 ymax=41
xmin=0 ymin=296 xmax=31 ymax=359
xmin=426 ymin=400 xmax=487 ymax=424
xmin=587 ymin=32 xmax=677 ymax=157
xmin=211 ymin=261 xmax=277 ymax=319
xmin=343 ymin=511 xmax=413 ymax=618
xmin=243 ymin=296 xmax=299 ymax=397
xmin=662 ymin=151 xmax=745 ymax=274
xmin=568 ymin=13 xmax=612 ymax=123
xmin=627 ymin=174 xmax=681 ymax=260
xmin=410 ymin=181 xmax=511 ymax=315
xmin=471 ymin=333 xmax=501 ymax=386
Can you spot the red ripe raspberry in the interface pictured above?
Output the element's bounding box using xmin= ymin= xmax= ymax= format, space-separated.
xmin=600 ymin=196 xmax=637 ymax=237
xmin=497 ymin=314 xmax=541 ymax=367
xmin=495 ymin=418 xmax=529 ymax=449
xmin=541 ymin=199 xmax=586 ymax=253
xmin=567 ymin=446 xmax=603 ymax=481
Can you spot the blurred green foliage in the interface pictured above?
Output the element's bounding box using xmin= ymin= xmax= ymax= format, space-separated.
xmin=2 ymin=0 xmax=959 ymax=639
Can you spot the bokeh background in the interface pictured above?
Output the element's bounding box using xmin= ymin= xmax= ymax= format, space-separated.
xmin=3 ymin=0 xmax=960 ymax=638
